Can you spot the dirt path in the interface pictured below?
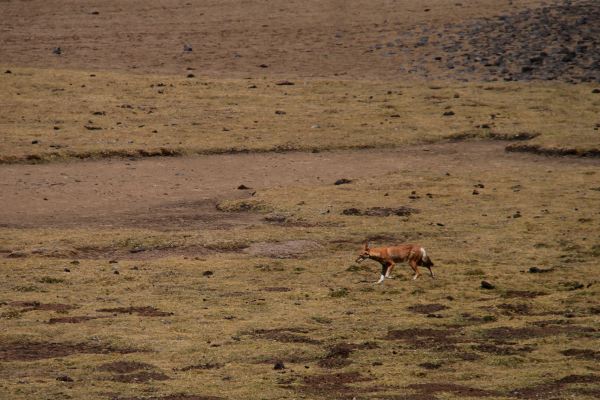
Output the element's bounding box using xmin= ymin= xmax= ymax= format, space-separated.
xmin=1 ymin=142 xmax=597 ymax=229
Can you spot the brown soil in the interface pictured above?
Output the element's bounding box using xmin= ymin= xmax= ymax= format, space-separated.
xmin=342 ymin=206 xmax=419 ymax=217
xmin=317 ymin=343 xmax=359 ymax=369
xmin=0 ymin=340 xmax=140 ymax=361
xmin=510 ymin=374 xmax=600 ymax=399
xmin=178 ymin=363 xmax=225 ymax=372
xmin=261 ymin=287 xmax=292 ymax=292
xmin=561 ymin=348 xmax=600 ymax=360
xmin=506 ymin=143 xmax=600 ymax=157
xmin=407 ymin=304 xmax=449 ymax=314
xmin=113 ymin=396 xmax=223 ymax=400
xmin=96 ymin=306 xmax=173 ymax=317
xmin=385 ymin=327 xmax=460 ymax=350
xmin=48 ymin=315 xmax=104 ymax=324
xmin=98 ymin=361 xmax=157 ymax=373
xmin=472 ymin=343 xmax=535 ymax=356
xmin=0 ymin=0 xmax=555 ymax=81
xmin=1 ymin=142 xmax=598 ymax=234
xmin=482 ymin=325 xmax=596 ymax=341
xmin=243 ymin=240 xmax=322 ymax=259
xmin=252 ymin=327 xmax=321 ymax=345
xmin=8 ymin=301 xmax=76 ymax=312
xmin=418 ymin=362 xmax=442 ymax=370
xmin=302 ymin=371 xmax=373 ymax=396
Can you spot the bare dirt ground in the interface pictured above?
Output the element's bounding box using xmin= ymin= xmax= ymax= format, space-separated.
xmin=2 ymin=141 xmax=597 ymax=230
xmin=0 ymin=0 xmax=553 ymax=80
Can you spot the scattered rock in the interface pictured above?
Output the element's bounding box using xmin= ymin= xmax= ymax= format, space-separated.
xmin=202 ymin=271 xmax=213 ymax=277
xmin=443 ymin=111 xmax=455 ymax=116
xmin=56 ymin=375 xmax=74 ymax=382
xmin=275 ymin=80 xmax=295 ymax=86
xmin=481 ymin=280 xmax=495 ymax=289
xmin=237 ymin=184 xmax=251 ymax=190
xmin=273 ymin=361 xmax=286 ymax=370
xmin=334 ymin=178 xmax=352 ymax=185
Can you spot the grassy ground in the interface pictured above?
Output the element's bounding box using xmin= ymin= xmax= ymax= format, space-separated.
xmin=1 ymin=67 xmax=599 ymax=163
xmin=1 ymin=146 xmax=599 ymax=399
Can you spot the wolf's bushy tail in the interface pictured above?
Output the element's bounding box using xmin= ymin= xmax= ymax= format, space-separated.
xmin=420 ymin=247 xmax=434 ymax=267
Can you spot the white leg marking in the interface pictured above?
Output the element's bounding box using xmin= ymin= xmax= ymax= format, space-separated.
xmin=376 ymin=274 xmax=385 ymax=284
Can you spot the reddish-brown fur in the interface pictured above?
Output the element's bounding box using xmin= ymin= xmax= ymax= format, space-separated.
xmin=356 ymin=242 xmax=435 ymax=282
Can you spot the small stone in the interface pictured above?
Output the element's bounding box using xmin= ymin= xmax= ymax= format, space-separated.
xmin=237 ymin=184 xmax=251 ymax=190
xmin=203 ymin=271 xmax=214 ymax=277
xmin=273 ymin=361 xmax=285 ymax=370
xmin=334 ymin=178 xmax=352 ymax=185
xmin=56 ymin=375 xmax=73 ymax=382
xmin=63 ymin=268 xmax=70 ymax=273
xmin=275 ymin=80 xmax=295 ymax=86
xmin=443 ymin=111 xmax=455 ymax=116
xmin=481 ymin=280 xmax=495 ymax=290
xmin=187 ymin=73 xmax=195 ymax=78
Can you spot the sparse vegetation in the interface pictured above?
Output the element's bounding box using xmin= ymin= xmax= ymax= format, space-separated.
xmin=2 ymin=0 xmax=600 ymax=399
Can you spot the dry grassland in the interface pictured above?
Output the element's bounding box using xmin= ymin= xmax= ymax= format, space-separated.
xmin=1 ymin=142 xmax=599 ymax=399
xmin=1 ymin=68 xmax=599 ymax=163
xmin=1 ymin=0 xmax=600 ymax=399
